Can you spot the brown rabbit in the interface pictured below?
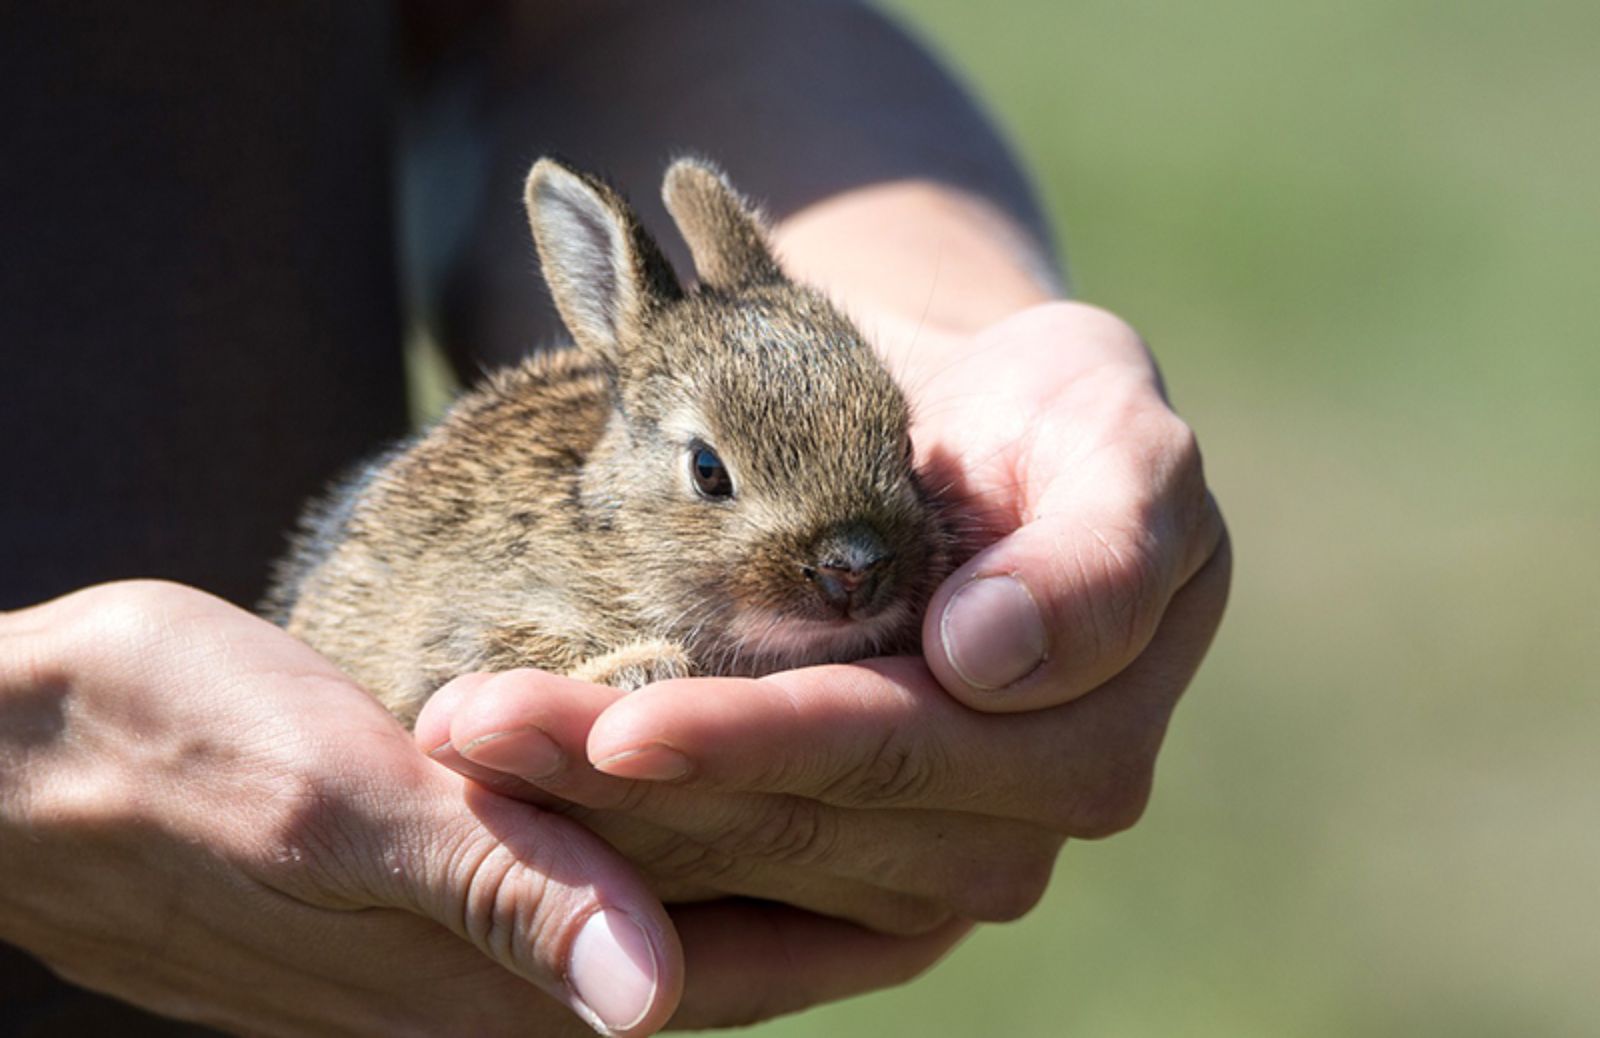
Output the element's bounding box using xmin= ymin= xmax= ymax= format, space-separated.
xmin=265 ymin=157 xmax=952 ymax=726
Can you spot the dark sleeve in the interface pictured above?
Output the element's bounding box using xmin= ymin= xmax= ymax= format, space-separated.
xmin=0 ymin=1 xmax=409 ymax=613
xmin=0 ymin=2 xmax=409 ymax=1031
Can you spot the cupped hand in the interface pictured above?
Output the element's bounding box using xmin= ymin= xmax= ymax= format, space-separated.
xmin=0 ymin=582 xmax=960 ymax=1035
xmin=0 ymin=581 xmax=677 ymax=1036
xmin=894 ymin=301 xmax=1229 ymax=714
xmin=418 ymin=301 xmax=1229 ymax=938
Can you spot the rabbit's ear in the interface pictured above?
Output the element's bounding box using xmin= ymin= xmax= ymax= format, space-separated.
xmin=525 ymin=159 xmax=682 ymax=360
xmin=662 ymin=158 xmax=784 ymax=290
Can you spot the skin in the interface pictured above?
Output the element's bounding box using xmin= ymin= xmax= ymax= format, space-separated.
xmin=0 ymin=3 xmax=1229 ymax=1034
xmin=0 ymin=582 xmax=965 ymax=1036
xmin=421 ymin=184 xmax=1232 ymax=946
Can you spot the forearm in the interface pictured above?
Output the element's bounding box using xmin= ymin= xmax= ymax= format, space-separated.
xmin=771 ymin=181 xmax=1062 ymax=377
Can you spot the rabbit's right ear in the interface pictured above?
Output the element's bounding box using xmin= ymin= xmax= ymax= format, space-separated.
xmin=525 ymin=159 xmax=682 ymax=362
xmin=662 ymin=158 xmax=784 ymax=290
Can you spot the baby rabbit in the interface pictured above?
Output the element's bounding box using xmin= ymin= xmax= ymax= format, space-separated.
xmin=266 ymin=157 xmax=951 ymax=726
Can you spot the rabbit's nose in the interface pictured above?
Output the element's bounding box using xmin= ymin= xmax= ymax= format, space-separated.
xmin=805 ymin=524 xmax=894 ymax=612
xmin=811 ymin=561 xmax=883 ymax=606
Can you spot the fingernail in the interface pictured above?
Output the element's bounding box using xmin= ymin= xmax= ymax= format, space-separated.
xmin=568 ymin=908 xmax=659 ymax=1035
xmin=593 ymin=744 xmax=691 ymax=782
xmin=460 ymin=727 xmax=565 ymax=781
xmin=940 ymin=574 xmax=1049 ymax=691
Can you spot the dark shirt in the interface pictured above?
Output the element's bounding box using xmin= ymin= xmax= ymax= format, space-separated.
xmin=1 ymin=3 xmax=408 ymax=1031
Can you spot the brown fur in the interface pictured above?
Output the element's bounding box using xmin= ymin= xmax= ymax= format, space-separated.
xmin=266 ymin=158 xmax=951 ymax=726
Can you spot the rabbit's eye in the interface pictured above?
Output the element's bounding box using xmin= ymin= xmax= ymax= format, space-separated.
xmin=690 ymin=443 xmax=734 ymax=499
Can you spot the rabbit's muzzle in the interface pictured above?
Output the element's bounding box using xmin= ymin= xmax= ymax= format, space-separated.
xmin=801 ymin=521 xmax=901 ymax=619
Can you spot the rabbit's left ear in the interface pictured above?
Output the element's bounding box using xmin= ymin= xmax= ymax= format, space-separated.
xmin=525 ymin=158 xmax=682 ymax=363
xmin=662 ymin=157 xmax=784 ymax=290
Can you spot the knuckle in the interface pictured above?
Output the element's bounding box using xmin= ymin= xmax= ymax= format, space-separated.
xmin=962 ymin=858 xmax=1056 ymax=923
xmin=434 ymin=819 xmax=583 ymax=976
xmin=72 ymin=582 xmax=175 ymax=649
xmin=713 ymin=795 xmax=838 ymax=867
xmin=1062 ymin=762 xmax=1155 ymax=839
xmin=1056 ymin=301 xmax=1145 ymax=349
xmin=91 ymin=578 xmax=204 ymax=621
xmin=863 ymin=898 xmax=957 ymax=938
xmin=1159 ymin=410 xmax=1202 ymax=471
xmin=638 ymin=831 xmax=751 ymax=887
xmin=1158 ymin=415 xmax=1218 ymax=537
xmin=455 ymin=836 xmax=526 ymax=957
xmin=581 ymin=775 xmax=656 ymax=814
xmin=53 ymin=580 xmax=214 ymax=669
xmin=447 ymin=811 xmax=610 ymax=971
xmin=823 ymin=730 xmax=937 ymax=808
xmin=948 ymin=830 xmax=1062 ymax=922
xmin=1076 ymin=522 xmax=1167 ymax=662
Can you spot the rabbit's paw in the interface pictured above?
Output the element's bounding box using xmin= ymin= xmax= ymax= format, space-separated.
xmin=570 ymin=639 xmax=694 ymax=691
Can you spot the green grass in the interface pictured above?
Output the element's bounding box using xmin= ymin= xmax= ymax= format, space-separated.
xmin=743 ymin=1 xmax=1600 ymax=1034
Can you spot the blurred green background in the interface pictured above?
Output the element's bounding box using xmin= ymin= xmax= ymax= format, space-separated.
xmin=750 ymin=1 xmax=1600 ymax=1035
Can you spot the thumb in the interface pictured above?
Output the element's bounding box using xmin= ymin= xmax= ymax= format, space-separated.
xmin=923 ymin=485 xmax=1222 ymax=713
xmin=388 ymin=777 xmax=684 ymax=1036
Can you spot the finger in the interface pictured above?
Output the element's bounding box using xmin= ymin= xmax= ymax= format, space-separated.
xmin=669 ymin=901 xmax=973 ymax=1030
xmin=571 ymin=806 xmax=966 ymax=936
xmin=590 ymin=540 xmax=1231 ymax=835
xmin=418 ymin=669 xmax=659 ymax=811
xmin=562 ymin=797 xmax=1058 ymax=930
xmin=327 ymin=769 xmax=686 ymax=1037
xmin=420 ymin=671 xmax=1053 ymax=928
xmin=925 ymin=413 xmax=1225 ymax=712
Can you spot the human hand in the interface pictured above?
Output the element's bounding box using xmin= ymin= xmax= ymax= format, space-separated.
xmin=0 ymin=581 xmax=678 ymax=1036
xmin=417 ymin=301 xmax=1227 ymax=935
xmin=892 ymin=299 xmax=1230 ymax=715
xmin=0 ymin=582 xmax=960 ymax=1034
